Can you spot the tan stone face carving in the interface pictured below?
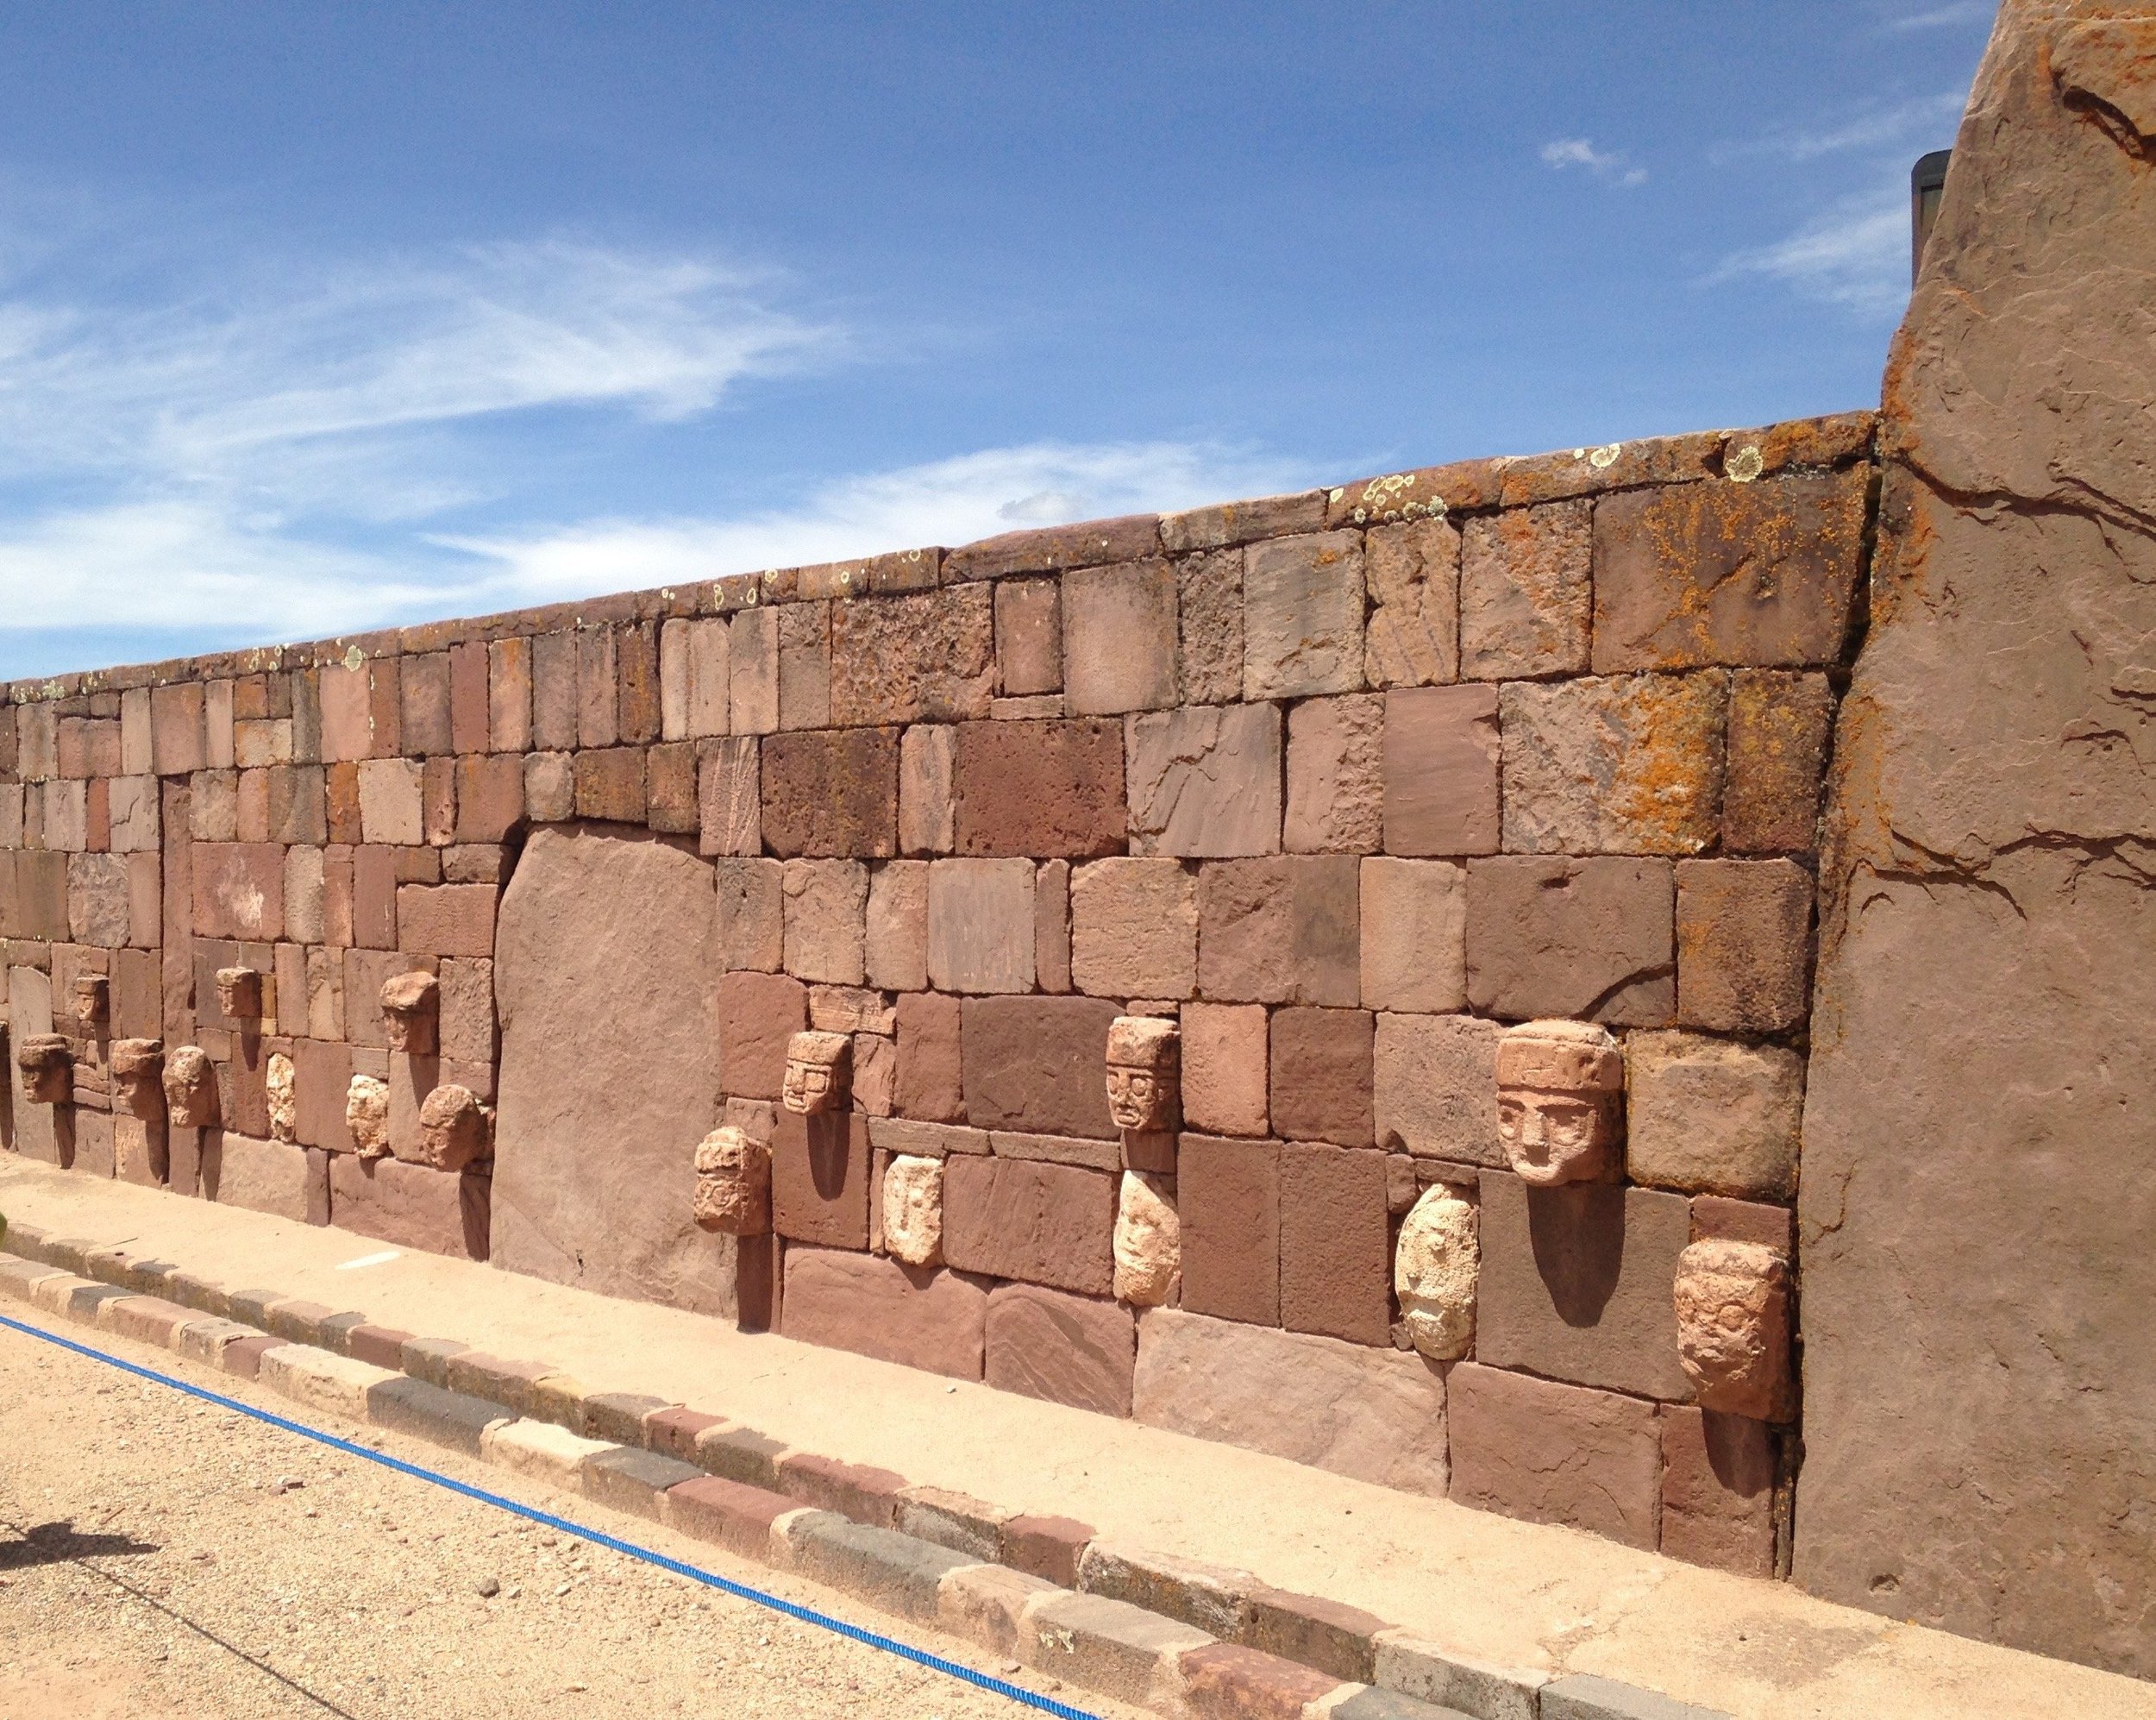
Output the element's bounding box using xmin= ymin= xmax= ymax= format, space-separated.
xmin=1495 ymin=1019 xmax=1623 ymax=1186
xmin=346 ymin=1075 xmax=391 ymax=1157
xmin=882 ymin=1154 xmax=944 ymax=1267
xmin=781 ymin=1030 xmax=852 ymax=1115
xmin=1106 ymin=1015 xmax=1180 ymax=1134
xmin=216 ymin=966 xmax=263 ymax=1020
xmin=164 ymin=1045 xmax=220 ymax=1127
xmin=1394 ymin=1185 xmax=1479 ymax=1361
xmin=692 ymin=1126 xmax=772 ymax=1235
xmin=16 ymin=1034 xmax=73 ymax=1105
xmin=1112 ymin=1169 xmax=1180 ymax=1307
xmin=379 ymin=970 xmax=440 ymax=1056
xmin=72 ymin=975 xmax=109 ymax=1030
xmin=110 ymin=1039 xmax=166 ymax=1121
xmin=266 ymin=1051 xmax=298 ymax=1145
xmin=415 ymin=1083 xmax=490 ymax=1172
xmin=1674 ymin=1239 xmax=1796 ymax=1422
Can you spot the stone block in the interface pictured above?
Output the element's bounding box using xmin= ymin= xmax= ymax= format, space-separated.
xmin=994 ymin=577 xmax=1062 ymax=696
xmin=785 ymin=1517 xmax=975 ymax=1625
xmin=1674 ymin=858 xmax=1813 ymax=1033
xmin=774 ymin=1451 xmax=909 ymax=1529
xmin=771 ymin=1108 xmax=871 ymax=1246
xmin=192 ymin=843 xmax=285 ymax=941
xmin=1177 ymin=1134 xmax=1280 ymax=1326
xmin=523 ymin=751 xmax=573 ymax=823
xmin=1060 ymin=560 xmax=1178 ymax=715
xmin=699 ymin=736 xmax=761 ymax=857
xmin=1244 ymin=1586 xmax=1390 ymax=1685
xmin=1625 ymin=1032 xmax=1802 ymax=1198
xmin=945 ymin=513 xmax=1158 ymax=581
xmin=584 ymin=1447 xmax=705 ymax=1522
xmin=1070 ymin=857 xmax=1197 ymax=997
xmin=718 ymin=970 xmax=807 ymax=1100
xmin=1018 ymin=1589 xmax=1211 ymax=1711
xmin=1177 ymin=549 xmax=1244 ymax=705
xmin=664 ymin=1474 xmax=796 ymax=1558
xmin=830 ymin=586 xmax=995 ymax=725
xmin=1126 ymin=703 xmax=1282 ymax=858
xmin=926 ymin=858 xmax=1035 ymax=993
xmin=489 ymin=637 xmax=533 ymax=750
xmin=644 ymin=740 xmax=698 ymax=834
xmin=1196 ymin=857 xmax=1358 ymax=1007
xmin=356 ymin=757 xmax=423 ymax=844
xmin=951 ymin=718 xmax=1124 ymax=858
xmin=1133 ymin=1308 xmax=1449 ymax=1495
xmin=960 ymin=994 xmax=1119 ymax=1137
xmin=1284 ymin=694 xmax=1383 ymax=854
xmin=898 ymin=724 xmax=954 ymax=855
xmin=780 ymin=859 xmax=867 ymax=986
xmin=1724 ymin=669 xmax=1834 ymax=853
xmin=399 ymin=652 xmax=454 ymax=756
xmin=761 ymin=728 xmax=898 ymax=858
xmin=727 ymin=606 xmax=779 ymax=735
xmin=984 ymin=1283 xmax=1135 ymax=1416
xmin=1181 ymin=1001 xmax=1268 ymax=1138
xmin=1477 ymin=1171 xmax=1692 ymax=1400
xmin=150 ymin=681 xmax=209 ymax=775
xmin=571 ymin=745 xmax=644 ymax=823
xmin=1690 ymin=1194 xmax=1793 ymax=1253
xmin=1660 ymin=1404 xmax=1777 ymax=1579
xmin=1161 ymin=489 xmax=1327 ymax=553
xmin=329 ymin=1155 xmax=489 ymax=1259
xmin=1267 ymin=1008 xmax=1373 ymax=1148
xmin=943 ymin=1154 xmax=1115 ymax=1295
xmin=1278 ymin=1141 xmax=1389 ymax=1345
xmin=1079 ymin=1542 xmax=1253 ymax=1640
xmin=1244 ymin=530 xmax=1364 ymax=699
xmin=895 ymin=991 xmax=964 ymax=1123
xmin=1357 ymin=858 xmax=1465 ymax=1014
xmin=1465 ymin=857 xmax=1674 ymax=1026
xmin=1035 ymin=857 xmax=1072 ymax=992
xmin=780 ymin=1246 xmax=987 ymax=1378
xmin=291 ymin=1038 xmax=354 ymax=1149
xmin=711 ymin=858 xmax=780 ymax=972
xmin=1364 ymin=516 xmax=1461 ymax=688
xmin=1500 ymin=675 xmax=1727 ymax=856
xmin=575 ymin=629 xmax=620 ymax=748
xmin=1460 ymin=499 xmax=1592 ymax=678
xmin=109 ymin=775 xmax=160 ymax=852
xmin=1382 ymin=685 xmax=1499 ymax=857
xmin=1593 ymin=469 xmax=1868 ymax=672
xmin=659 ymin=616 xmax=730 ymax=740
xmin=1447 ymin=1362 xmax=1659 ymax=1549
xmin=1372 ymin=1012 xmax=1501 ymax=1164
xmin=937 ymin=1562 xmax=1057 ymax=1659
xmin=397 ymin=883 xmax=496 ymax=957
xmin=205 ymin=1133 xmax=312 ymax=1221
xmin=1369 ymin=1635 xmax=1549 ymax=1720
xmin=1541 ymin=1675 xmax=1733 ymax=1720
xmin=1178 ymin=1642 xmax=1338 ymax=1717
xmin=776 ymin=602 xmax=832 ymax=730
xmin=865 ymin=860 xmax=929 ymax=992
xmin=68 ymin=853 xmax=131 ymax=947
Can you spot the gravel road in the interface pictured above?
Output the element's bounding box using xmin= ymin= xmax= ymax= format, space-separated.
xmin=0 ymin=1303 xmax=1139 ymax=1720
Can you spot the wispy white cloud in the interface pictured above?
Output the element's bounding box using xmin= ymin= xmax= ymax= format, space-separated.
xmin=1878 ymin=2 xmax=1992 ymax=35
xmin=1540 ymin=137 xmax=1647 ymax=188
xmin=1717 ymin=91 xmax=1965 ymax=164
xmin=1710 ymin=182 xmax=1910 ymax=315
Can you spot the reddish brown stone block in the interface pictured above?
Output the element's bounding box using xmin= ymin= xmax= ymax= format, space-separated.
xmin=960 ymin=995 xmax=1119 ymax=1139
xmin=943 ymin=513 xmax=1158 ymax=581
xmin=1690 ymin=1194 xmax=1796 ymax=1253
xmin=489 ymin=637 xmax=532 ymax=751
xmin=454 ymin=753 xmax=523 ymax=844
xmin=895 ymin=990 xmax=965 ymax=1122
xmin=449 ymin=640 xmax=490 ymax=755
xmin=951 ymin=719 xmax=1124 ymax=859
xmin=830 ymin=587 xmax=995 ymax=725
xmin=760 ymin=728 xmax=899 ymax=858
xmin=770 ymin=1108 xmax=871 ymax=1247
xmin=1325 ymin=458 xmax=1505 ymax=529
xmin=1498 ymin=430 xmax=1724 ymax=507
xmin=1179 ymin=1134 xmax=1281 ymax=1327
xmin=1003 ymin=1514 xmax=1095 ymax=1587
xmin=1448 ymin=1362 xmax=1661 ymax=1549
xmin=1243 ymin=1586 xmax=1390 ymax=1684
xmin=1464 ymin=856 xmax=1674 ymax=1026
xmin=397 ymin=883 xmax=498 ymax=957
xmin=718 ymin=970 xmax=807 ymax=1101
xmin=1266 ymin=1008 xmax=1373 ymax=1148
xmin=328 ymin=1155 xmax=490 ymax=1260
xmin=780 ymin=1246 xmax=987 ymax=1380
xmin=291 ymin=1038 xmax=353 ymax=1150
xmin=943 ymin=1155 xmax=1115 ymax=1295
xmin=1381 ymin=684 xmax=1500 ymax=857
xmin=1195 ymin=857 xmax=1359 ymax=1008
xmin=994 ymin=577 xmax=1062 ymax=696
xmin=573 ymin=746 xmax=647 ymax=824
xmin=1277 ymin=1142 xmax=1390 ymax=1346
xmin=617 ymin=620 xmax=662 ymax=744
xmin=1181 ymin=1001 xmax=1269 ymax=1138
xmin=1725 ymin=669 xmax=1834 ymax=853
xmin=1177 ymin=1644 xmax=1338 ymax=1720
xmin=150 ymin=682 xmax=208 ymax=775
xmin=644 ymin=741 xmax=698 ymax=834
xmin=1675 ymin=857 xmax=1814 ymax=1033
xmin=400 ymin=652 xmax=453 ymax=756
xmin=326 ymin=762 xmax=362 ymax=845
xmin=1461 ymin=499 xmax=1593 ymax=681
xmin=667 ymin=1475 xmax=800 ymax=1557
xmin=774 ymin=1450 xmax=910 ymax=1529
xmin=983 ymin=1283 xmax=1136 ymax=1416
xmin=1592 ymin=469 xmax=1869 ymax=672
xmin=1659 ymin=1405 xmax=1777 ymax=1577
xmin=191 ymin=844 xmax=285 ymax=941
xmin=352 ymin=846 xmax=398 ymax=950
xmin=578 ymin=628 xmax=621 ymax=748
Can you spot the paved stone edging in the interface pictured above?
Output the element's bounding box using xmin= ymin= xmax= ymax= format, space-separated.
xmin=0 ymin=1221 xmax=1729 ymax=1720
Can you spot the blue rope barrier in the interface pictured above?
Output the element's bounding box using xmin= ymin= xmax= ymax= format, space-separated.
xmin=0 ymin=1309 xmax=1099 ymax=1720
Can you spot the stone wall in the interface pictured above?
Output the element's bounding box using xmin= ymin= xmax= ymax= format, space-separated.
xmin=0 ymin=406 xmax=1874 ymax=1584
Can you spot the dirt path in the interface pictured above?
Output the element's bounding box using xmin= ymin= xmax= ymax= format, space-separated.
xmin=0 ymin=1304 xmax=1138 ymax=1720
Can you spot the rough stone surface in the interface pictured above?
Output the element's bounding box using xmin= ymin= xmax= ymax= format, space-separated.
xmin=1724 ymin=669 xmax=1835 ymax=852
xmin=699 ymin=736 xmax=761 ymax=857
xmin=1176 ymin=549 xmax=1244 ymax=705
xmin=718 ymin=970 xmax=807 ymax=1101
xmin=1624 ymin=1031 xmax=1802 ymax=1198
xmin=1382 ymin=685 xmax=1500 ymax=857
xmin=1125 ymin=704 xmax=1282 ymax=859
xmin=984 ymin=1283 xmax=1136 ymax=1416
xmin=1180 ymin=1001 xmax=1268 ymax=1138
xmin=1477 ymin=1171 xmax=1693 ymax=1402
xmin=1176 ymin=1134 xmax=1279 ymax=1326
xmin=942 ymin=1154 xmax=1115 ymax=1296
xmin=1266 ymin=1008 xmax=1373 ymax=1148
xmin=1372 ymin=1012 xmax=1501 ymax=1164
xmin=1196 ymin=857 xmax=1358 ymax=1007
xmin=1674 ymin=858 xmax=1813 ymax=1033
xmin=1357 ymin=857 xmax=1465 ymax=1014
xmin=951 ymin=719 xmax=1125 ymax=858
xmin=1112 ymin=1169 xmax=1180 ymax=1306
xmin=491 ymin=827 xmax=735 ymax=1315
xmin=925 ymin=858 xmax=1035 ymax=994
xmin=1674 ymin=1238 xmax=1794 ymax=1422
xmin=714 ymin=857 xmax=784 ymax=972
xmin=769 ymin=1109 xmax=871 ymax=1248
xmin=864 ymin=860 xmax=928 ymax=992
xmin=1284 ymin=694 xmax=1383 ymax=854
xmin=881 ymin=1152 xmax=944 ymax=1266
xmin=329 ymin=1155 xmax=489 ymax=1259
xmin=960 ymin=995 xmax=1119 ymax=1139
xmin=761 ymin=728 xmax=899 ymax=858
xmin=780 ymin=859 xmax=868 ymax=986
xmin=1465 ymin=857 xmax=1674 ymax=1026
xmin=1363 ymin=516 xmax=1460 ymax=688
xmin=1243 ymin=530 xmax=1364 ymax=699
xmin=1500 ymin=675 xmax=1727 ymax=857
xmin=1460 ymin=499 xmax=1592 ymax=680
xmin=1447 ymin=1361 xmax=1660 ymax=1549
xmin=1062 ymin=561 xmax=1178 ymax=715
xmin=1133 ymin=1308 xmax=1447 ymax=1496
xmin=1277 ymin=1140 xmax=1390 ymax=1345
xmin=780 ymin=1246 xmax=986 ymax=1380
xmin=1069 ymin=857 xmax=1196 ymax=998
xmin=1592 ymin=468 xmax=1870 ymax=672
xmin=1395 ymin=1185 xmax=1477 ymax=1361
xmin=1659 ymin=1404 xmax=1778 ymax=1579
xmin=994 ymin=577 xmax=1062 ymax=697
xmin=894 ymin=990 xmax=964 ymax=1124
xmin=829 ymin=587 xmax=995 ymax=725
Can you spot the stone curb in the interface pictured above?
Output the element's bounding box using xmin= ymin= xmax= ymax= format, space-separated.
xmin=0 ymin=1225 xmax=1732 ymax=1720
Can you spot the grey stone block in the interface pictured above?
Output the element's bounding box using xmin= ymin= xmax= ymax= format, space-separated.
xmin=582 ymin=1447 xmax=703 ymax=1520
xmin=365 ymin=1375 xmax=511 ymax=1457
xmin=786 ymin=1516 xmax=975 ymax=1623
xmin=1543 ymin=1673 xmax=1731 ymax=1720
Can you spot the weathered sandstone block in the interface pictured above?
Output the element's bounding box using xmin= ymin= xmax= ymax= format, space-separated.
xmin=1125 ymin=704 xmax=1282 ymax=858
xmin=1465 ymin=857 xmax=1673 ymax=1026
xmin=829 ymin=586 xmax=994 ymax=725
xmin=1372 ymin=1012 xmax=1500 ymax=1163
xmin=1069 ymin=857 xmax=1196 ymax=998
xmin=1179 ymin=1002 xmax=1267 ymax=1138
xmin=951 ymin=719 xmax=1125 ymax=859
xmin=1724 ymin=669 xmax=1834 ymax=852
xmin=1267 ymin=1008 xmax=1373 ymax=1148
xmin=1382 ymin=685 xmax=1499 ymax=857
xmin=961 ymin=995 xmax=1119 ymax=1139
xmin=1448 ymin=1362 xmax=1658 ymax=1547
xmin=1357 ymin=857 xmax=1465 ymax=1014
xmin=1625 ymin=1031 xmax=1802 ymax=1198
xmin=984 ymin=1284 xmax=1136 ymax=1417
xmin=883 ymin=1153 xmax=945 ymax=1266
xmin=1499 ymin=674 xmax=1727 ymax=856
xmin=379 ymin=968 xmax=439 ymax=1055
xmin=1460 ymin=499 xmax=1591 ymax=680
xmin=925 ymin=857 xmax=1035 ymax=995
xmin=1244 ymin=531 xmax=1365 ymax=699
xmin=1284 ymin=694 xmax=1382 ymax=853
xmin=1363 ymin=516 xmax=1460 ymax=688
xmin=1675 ymin=857 xmax=1814 ymax=1033
xmin=1674 ymin=1239 xmax=1794 ymax=1422
xmin=1062 ymin=560 xmax=1178 ymax=715
xmin=761 ymin=727 xmax=899 ymax=857
xmin=1195 ymin=857 xmax=1358 ymax=1007
xmin=1395 ymin=1186 xmax=1477 ymax=1360
xmin=1112 ymin=1170 xmax=1180 ymax=1306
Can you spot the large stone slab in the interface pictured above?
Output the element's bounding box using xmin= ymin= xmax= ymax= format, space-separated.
xmin=1132 ymin=1308 xmax=1447 ymax=1496
xmin=492 ymin=826 xmax=736 ymax=1316
xmin=780 ymin=1246 xmax=986 ymax=1381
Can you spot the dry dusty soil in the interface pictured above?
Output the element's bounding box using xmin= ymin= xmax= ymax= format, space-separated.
xmin=0 ymin=1303 xmax=1144 ymax=1720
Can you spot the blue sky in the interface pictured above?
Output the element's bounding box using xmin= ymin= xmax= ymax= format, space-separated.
xmin=0 ymin=2 xmax=1992 ymax=678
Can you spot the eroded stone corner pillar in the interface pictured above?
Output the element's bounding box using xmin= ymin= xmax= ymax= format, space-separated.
xmin=1796 ymin=1 xmax=2156 ymax=1677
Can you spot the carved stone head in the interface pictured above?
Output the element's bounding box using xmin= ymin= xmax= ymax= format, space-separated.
xmin=164 ymin=1045 xmax=221 ymax=1127
xmin=266 ymin=1051 xmax=298 ymax=1145
xmin=416 ymin=1083 xmax=490 ymax=1172
xmin=882 ymin=1154 xmax=945 ymax=1267
xmin=110 ymin=1039 xmax=166 ymax=1121
xmin=72 ymin=975 xmax=110 ymax=1031
xmin=1106 ymin=1015 xmax=1180 ymax=1134
xmin=16 ymin=1034 xmax=73 ymax=1105
xmin=1495 ymin=1019 xmax=1623 ymax=1186
xmin=379 ymin=970 xmax=440 ymax=1056
xmin=216 ymin=966 xmax=263 ymax=1021
xmin=1394 ymin=1185 xmax=1479 ymax=1361
xmin=1674 ymin=1239 xmax=1796 ymax=1422
xmin=346 ymin=1074 xmax=391 ymax=1157
xmin=1112 ymin=1169 xmax=1180 ymax=1307
xmin=691 ymin=1126 xmax=771 ymax=1234
xmin=781 ymin=1030 xmax=851 ymax=1116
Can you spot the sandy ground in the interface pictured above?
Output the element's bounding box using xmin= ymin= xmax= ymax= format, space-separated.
xmin=0 ymin=1301 xmax=1142 ymax=1720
